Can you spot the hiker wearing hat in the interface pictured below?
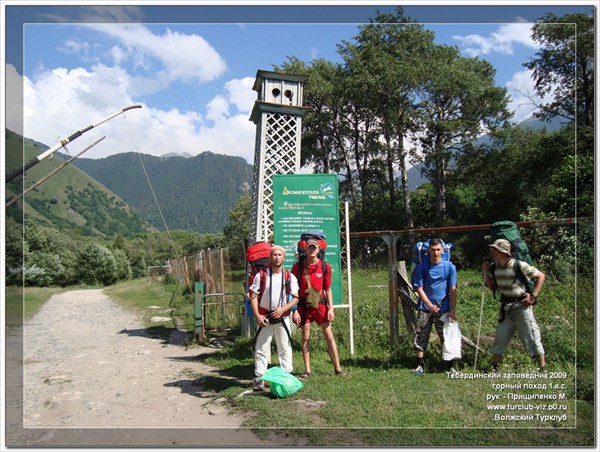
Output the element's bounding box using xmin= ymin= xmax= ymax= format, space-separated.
xmin=248 ymin=245 xmax=300 ymax=391
xmin=412 ymin=238 xmax=458 ymax=375
xmin=291 ymin=238 xmax=347 ymax=378
xmin=482 ymin=238 xmax=547 ymax=372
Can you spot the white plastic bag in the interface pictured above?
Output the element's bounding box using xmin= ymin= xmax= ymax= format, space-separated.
xmin=442 ymin=320 xmax=462 ymax=361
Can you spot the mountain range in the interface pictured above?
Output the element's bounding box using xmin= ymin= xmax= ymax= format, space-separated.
xmin=67 ymin=151 xmax=253 ymax=233
xmin=5 ymin=129 xmax=153 ymax=237
xmin=405 ymin=116 xmax=564 ymax=190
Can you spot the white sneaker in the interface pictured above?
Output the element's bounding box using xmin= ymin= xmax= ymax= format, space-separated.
xmin=414 ymin=365 xmax=424 ymax=375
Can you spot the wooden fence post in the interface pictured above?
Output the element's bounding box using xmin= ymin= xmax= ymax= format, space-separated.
xmin=382 ymin=235 xmax=399 ymax=344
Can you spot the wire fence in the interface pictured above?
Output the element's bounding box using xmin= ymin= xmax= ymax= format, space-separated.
xmin=164 ymin=217 xmax=593 ymax=363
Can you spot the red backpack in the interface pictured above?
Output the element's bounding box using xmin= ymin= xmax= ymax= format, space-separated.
xmin=246 ymin=241 xmax=272 ymax=290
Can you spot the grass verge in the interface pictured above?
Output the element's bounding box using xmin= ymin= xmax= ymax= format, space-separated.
xmin=8 ymin=267 xmax=593 ymax=446
xmin=6 ymin=285 xmax=69 ymax=329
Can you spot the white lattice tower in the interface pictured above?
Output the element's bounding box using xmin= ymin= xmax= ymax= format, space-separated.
xmin=249 ymin=70 xmax=308 ymax=243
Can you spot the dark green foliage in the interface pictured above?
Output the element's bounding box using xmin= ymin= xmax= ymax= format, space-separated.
xmin=222 ymin=193 xmax=251 ymax=265
xmin=75 ymin=242 xmax=118 ymax=286
xmin=5 ymin=218 xmax=24 ymax=285
xmin=65 ymin=184 xmax=149 ymax=236
xmin=69 ymin=151 xmax=253 ymax=234
xmin=19 ymin=220 xmax=78 ymax=287
xmin=5 ymin=130 xmax=153 ymax=238
xmin=524 ymin=13 xmax=594 ymax=126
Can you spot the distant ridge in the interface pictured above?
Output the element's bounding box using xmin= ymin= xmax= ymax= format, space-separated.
xmin=69 ymin=150 xmax=254 ymax=233
xmin=162 ymin=152 xmax=194 ymax=158
xmin=5 ymin=129 xmax=153 ymax=237
xmin=406 ymin=116 xmax=563 ymax=190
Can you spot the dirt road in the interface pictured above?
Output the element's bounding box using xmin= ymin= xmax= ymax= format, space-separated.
xmin=8 ymin=289 xmax=297 ymax=447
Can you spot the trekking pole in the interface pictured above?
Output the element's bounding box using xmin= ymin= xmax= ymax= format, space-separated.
xmin=474 ymin=266 xmax=486 ymax=371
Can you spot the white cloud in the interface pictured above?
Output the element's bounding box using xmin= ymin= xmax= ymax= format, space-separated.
xmin=454 ymin=23 xmax=539 ymax=57
xmin=85 ymin=24 xmax=227 ymax=88
xmin=505 ymin=69 xmax=550 ymax=123
xmin=5 ymin=64 xmax=24 ymax=135
xmin=206 ymin=95 xmax=230 ymax=121
xmin=22 ymin=64 xmax=257 ymax=162
xmin=224 ymin=77 xmax=256 ymax=113
xmin=108 ymin=45 xmax=127 ymax=65
xmin=198 ymin=113 xmax=256 ymax=163
xmin=60 ymin=38 xmax=92 ymax=57
xmin=19 ymin=21 xmax=262 ymax=163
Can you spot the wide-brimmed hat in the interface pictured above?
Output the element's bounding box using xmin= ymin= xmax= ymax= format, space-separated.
xmin=489 ymin=239 xmax=511 ymax=256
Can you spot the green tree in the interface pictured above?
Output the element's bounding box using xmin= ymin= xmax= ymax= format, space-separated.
xmin=223 ymin=193 xmax=251 ymax=262
xmin=76 ymin=243 xmax=118 ymax=286
xmin=411 ymin=45 xmax=511 ymax=224
xmin=524 ymin=12 xmax=594 ymax=219
xmin=113 ymin=248 xmax=133 ymax=281
xmin=276 ymin=58 xmax=357 ymax=197
xmin=524 ymin=13 xmax=594 ymax=127
xmin=5 ymin=218 xmax=24 ymax=285
xmin=338 ymin=9 xmax=433 ymax=228
xmin=21 ymin=220 xmax=78 ymax=286
xmin=223 ymin=194 xmax=251 ymax=244
xmin=454 ymin=125 xmax=548 ymax=223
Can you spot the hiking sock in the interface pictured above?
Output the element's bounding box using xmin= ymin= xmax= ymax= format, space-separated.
xmin=417 ymin=358 xmax=425 ymax=368
xmin=447 ymin=360 xmax=455 ymax=370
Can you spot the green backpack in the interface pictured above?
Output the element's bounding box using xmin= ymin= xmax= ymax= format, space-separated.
xmin=490 ymin=221 xmax=533 ymax=265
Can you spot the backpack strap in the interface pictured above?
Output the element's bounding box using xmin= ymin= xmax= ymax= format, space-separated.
xmin=253 ymin=269 xmax=294 ymax=351
xmin=257 ymin=269 xmax=267 ymax=303
xmin=489 ymin=261 xmax=499 ymax=298
xmin=283 ymin=269 xmax=292 ymax=297
xmin=514 ymin=259 xmax=536 ymax=303
xmin=490 ymin=260 xmax=535 ymax=303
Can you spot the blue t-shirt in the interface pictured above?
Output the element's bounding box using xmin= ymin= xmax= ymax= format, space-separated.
xmin=413 ymin=260 xmax=457 ymax=312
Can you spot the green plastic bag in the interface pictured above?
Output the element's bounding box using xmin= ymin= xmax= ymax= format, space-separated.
xmin=258 ymin=367 xmax=304 ymax=398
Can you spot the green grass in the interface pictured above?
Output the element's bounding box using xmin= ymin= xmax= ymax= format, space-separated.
xmin=6 ymin=285 xmax=69 ymax=328
xmin=194 ymin=267 xmax=593 ymax=446
xmin=8 ymin=267 xmax=593 ymax=446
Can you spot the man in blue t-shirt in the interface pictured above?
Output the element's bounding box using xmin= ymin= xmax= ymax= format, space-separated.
xmin=412 ymin=238 xmax=457 ymax=375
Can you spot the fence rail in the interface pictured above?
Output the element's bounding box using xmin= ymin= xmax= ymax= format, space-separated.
xmin=163 ymin=216 xmax=592 ymax=350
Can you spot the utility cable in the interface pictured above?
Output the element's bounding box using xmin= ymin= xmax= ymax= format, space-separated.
xmin=134 ymin=151 xmax=195 ymax=298
xmin=119 ymin=111 xmax=195 ymax=297
xmin=474 ymin=269 xmax=486 ymax=370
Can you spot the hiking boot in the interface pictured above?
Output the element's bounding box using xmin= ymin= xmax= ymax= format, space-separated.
xmin=449 ymin=367 xmax=459 ymax=375
xmin=253 ymin=378 xmax=265 ymax=391
xmin=414 ymin=365 xmax=424 ymax=375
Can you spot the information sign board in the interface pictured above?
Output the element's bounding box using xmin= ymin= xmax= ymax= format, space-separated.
xmin=273 ymin=174 xmax=342 ymax=305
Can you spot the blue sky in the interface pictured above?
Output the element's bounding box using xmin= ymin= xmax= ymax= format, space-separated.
xmin=4 ymin=2 xmax=595 ymax=165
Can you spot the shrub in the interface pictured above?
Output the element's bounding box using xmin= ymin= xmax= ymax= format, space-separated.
xmin=75 ymin=243 xmax=118 ymax=286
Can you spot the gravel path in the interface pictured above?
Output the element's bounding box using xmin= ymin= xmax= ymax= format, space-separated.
xmin=11 ymin=289 xmax=295 ymax=447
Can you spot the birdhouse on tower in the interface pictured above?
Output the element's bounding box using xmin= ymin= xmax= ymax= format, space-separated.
xmin=249 ymin=70 xmax=308 ymax=243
